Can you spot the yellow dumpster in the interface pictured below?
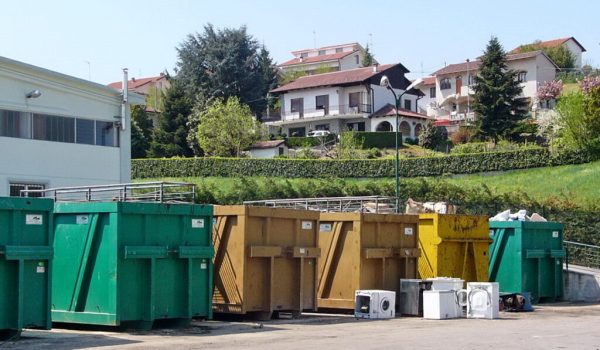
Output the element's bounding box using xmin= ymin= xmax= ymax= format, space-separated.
xmin=418 ymin=214 xmax=490 ymax=282
xmin=212 ymin=206 xmax=320 ymax=320
xmin=317 ymin=212 xmax=420 ymax=310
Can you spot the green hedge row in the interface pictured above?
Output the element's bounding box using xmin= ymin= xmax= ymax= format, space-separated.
xmin=353 ymin=132 xmax=400 ymax=149
xmin=132 ymin=148 xmax=596 ymax=179
xmin=287 ymin=134 xmax=336 ymax=148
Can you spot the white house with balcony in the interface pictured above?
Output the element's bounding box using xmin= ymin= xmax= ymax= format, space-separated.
xmin=427 ymin=50 xmax=558 ymax=125
xmin=278 ymin=43 xmax=374 ymax=75
xmin=267 ymin=64 xmax=430 ymax=141
xmin=0 ymin=56 xmax=144 ymax=197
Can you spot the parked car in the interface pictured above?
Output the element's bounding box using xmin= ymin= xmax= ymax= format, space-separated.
xmin=307 ymin=130 xmax=331 ymax=137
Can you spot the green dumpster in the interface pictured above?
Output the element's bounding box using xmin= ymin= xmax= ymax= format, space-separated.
xmin=0 ymin=197 xmax=54 ymax=340
xmin=488 ymin=221 xmax=565 ymax=303
xmin=51 ymin=202 xmax=213 ymax=330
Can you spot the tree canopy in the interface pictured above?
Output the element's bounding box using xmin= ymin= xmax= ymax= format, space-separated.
xmin=472 ymin=37 xmax=529 ymax=142
xmin=517 ymin=40 xmax=575 ymax=69
xmin=362 ymin=44 xmax=375 ymax=67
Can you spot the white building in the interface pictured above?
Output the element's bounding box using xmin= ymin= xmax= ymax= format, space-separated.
xmin=278 ymin=43 xmax=375 ymax=75
xmin=510 ymin=37 xmax=586 ymax=68
xmin=427 ymin=50 xmax=558 ymax=124
xmin=248 ymin=140 xmax=288 ymax=158
xmin=268 ymin=64 xmax=430 ymax=141
xmin=0 ymin=56 xmax=144 ymax=197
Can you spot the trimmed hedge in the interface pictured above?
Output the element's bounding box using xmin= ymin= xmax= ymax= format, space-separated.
xmin=353 ymin=132 xmax=400 ymax=149
xmin=287 ymin=134 xmax=336 ymax=148
xmin=132 ymin=148 xmax=597 ymax=179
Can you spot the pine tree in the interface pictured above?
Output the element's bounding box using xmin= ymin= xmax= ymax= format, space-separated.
xmin=472 ymin=37 xmax=529 ymax=143
xmin=148 ymin=80 xmax=193 ymax=157
xmin=362 ymin=44 xmax=375 ymax=67
xmin=130 ymin=105 xmax=152 ymax=158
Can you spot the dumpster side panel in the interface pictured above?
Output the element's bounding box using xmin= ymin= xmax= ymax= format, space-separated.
xmin=0 ymin=198 xmax=54 ymax=336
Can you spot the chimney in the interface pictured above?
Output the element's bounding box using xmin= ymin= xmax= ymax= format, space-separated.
xmin=120 ymin=68 xmax=128 ymax=131
xmin=131 ymin=77 xmax=136 ymax=82
xmin=373 ymin=63 xmax=379 ymax=73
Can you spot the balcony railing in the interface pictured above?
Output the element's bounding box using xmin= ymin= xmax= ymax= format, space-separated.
xmin=281 ymin=104 xmax=372 ymax=120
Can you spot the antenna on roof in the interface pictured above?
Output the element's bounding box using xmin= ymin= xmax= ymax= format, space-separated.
xmin=368 ymin=33 xmax=373 ymax=49
xmin=313 ymin=29 xmax=316 ymax=48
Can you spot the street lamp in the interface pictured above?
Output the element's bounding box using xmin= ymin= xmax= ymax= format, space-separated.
xmin=379 ymin=76 xmax=424 ymax=213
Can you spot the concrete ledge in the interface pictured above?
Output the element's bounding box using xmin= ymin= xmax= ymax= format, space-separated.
xmin=564 ymin=264 xmax=600 ymax=302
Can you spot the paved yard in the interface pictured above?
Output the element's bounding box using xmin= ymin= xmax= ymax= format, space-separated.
xmin=2 ymin=303 xmax=600 ymax=350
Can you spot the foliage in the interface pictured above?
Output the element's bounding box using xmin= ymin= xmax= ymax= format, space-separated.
xmin=196 ymin=97 xmax=262 ymax=157
xmin=556 ymin=91 xmax=600 ymax=152
xmin=579 ymin=75 xmax=600 ymax=94
xmin=362 ymin=44 xmax=375 ymax=67
xmin=280 ymin=70 xmax=307 ymax=84
xmin=148 ymin=80 xmax=193 ymax=158
xmin=336 ymin=131 xmax=363 ymax=159
xmin=536 ymin=80 xmax=563 ymax=101
xmin=450 ymin=141 xmax=539 ymax=155
xmin=418 ymin=121 xmax=448 ymax=150
xmin=517 ymin=40 xmax=575 ymax=69
xmin=450 ymin=126 xmax=475 ymax=145
xmin=556 ymin=71 xmax=584 ymax=84
xmin=472 ymin=37 xmax=529 ymax=143
xmin=130 ymin=105 xmax=153 ymax=158
xmin=132 ymin=148 xmax=596 ymax=179
xmin=294 ymin=146 xmax=319 ymax=159
xmin=287 ymin=135 xmax=336 ymax=148
xmin=404 ymin=138 xmax=418 ymax=145
xmin=146 ymin=84 xmax=166 ymax=113
xmin=175 ymin=24 xmax=276 ymax=115
xmin=353 ymin=132 xmax=400 ymax=149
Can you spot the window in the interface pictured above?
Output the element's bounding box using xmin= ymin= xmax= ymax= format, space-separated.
xmin=468 ymin=74 xmax=476 ymax=85
xmin=0 ymin=110 xmax=30 ymax=138
xmin=429 ymin=87 xmax=436 ymax=98
xmin=355 ymin=55 xmax=359 ymax=65
xmin=289 ymin=127 xmax=306 ymax=137
xmin=318 ymin=50 xmax=326 ymax=56
xmin=349 ymin=92 xmax=361 ymax=108
xmin=33 ymin=114 xmax=75 ymax=143
xmin=315 ymin=124 xmax=330 ymax=131
xmin=300 ymin=52 xmax=308 ymax=59
xmin=336 ymin=48 xmax=343 ymax=53
xmin=315 ymin=95 xmax=329 ymax=114
xmin=278 ymin=147 xmax=284 ymax=156
xmin=346 ymin=122 xmax=365 ymax=131
xmin=76 ymin=119 xmax=95 ymax=145
xmin=440 ymin=78 xmax=451 ymax=90
xmin=96 ymin=121 xmax=117 ymax=147
xmin=404 ymin=99 xmax=412 ymax=111
xmin=290 ymin=98 xmax=304 ymax=117
xmin=517 ymin=72 xmax=527 ymax=82
xmin=9 ymin=183 xmax=45 ymax=198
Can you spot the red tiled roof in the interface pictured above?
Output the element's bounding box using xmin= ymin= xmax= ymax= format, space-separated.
xmin=108 ymin=75 xmax=166 ymax=90
xmin=432 ymin=51 xmax=555 ymax=76
xmin=372 ymin=104 xmax=433 ymax=120
xmin=422 ymin=76 xmax=436 ymax=86
xmin=271 ymin=64 xmax=396 ymax=93
xmin=510 ymin=37 xmax=586 ymax=53
xmin=278 ymin=50 xmax=357 ymax=67
xmin=251 ymin=140 xmax=286 ymax=149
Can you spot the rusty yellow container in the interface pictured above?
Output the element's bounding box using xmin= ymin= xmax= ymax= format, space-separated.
xmin=418 ymin=214 xmax=490 ymax=282
xmin=317 ymin=212 xmax=420 ymax=310
xmin=212 ymin=206 xmax=320 ymax=319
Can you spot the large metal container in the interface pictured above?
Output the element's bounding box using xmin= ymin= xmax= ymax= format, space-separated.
xmin=51 ymin=202 xmax=214 ymax=329
xmin=317 ymin=212 xmax=420 ymax=310
xmin=213 ymin=206 xmax=320 ymax=319
xmin=0 ymin=197 xmax=54 ymax=340
xmin=418 ymin=214 xmax=490 ymax=282
xmin=489 ymin=221 xmax=565 ymax=303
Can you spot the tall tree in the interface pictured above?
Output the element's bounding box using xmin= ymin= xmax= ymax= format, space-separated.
xmin=148 ymin=80 xmax=193 ymax=158
xmin=517 ymin=40 xmax=575 ymax=69
xmin=362 ymin=44 xmax=375 ymax=67
xmin=175 ymin=24 xmax=275 ymax=116
xmin=196 ymin=97 xmax=263 ymax=157
xmin=130 ymin=105 xmax=152 ymax=158
xmin=472 ymin=37 xmax=529 ymax=142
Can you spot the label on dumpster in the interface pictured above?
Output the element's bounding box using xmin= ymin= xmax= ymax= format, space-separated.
xmin=404 ymin=227 xmax=413 ymax=236
xmin=299 ymin=248 xmax=306 ymax=254
xmin=192 ymin=218 xmax=205 ymax=228
xmin=201 ymin=262 xmax=207 ymax=269
xmin=489 ymin=229 xmax=494 ymax=238
xmin=36 ymin=266 xmax=45 ymax=273
xmin=319 ymin=223 xmax=332 ymax=232
xmin=76 ymin=215 xmax=89 ymax=225
xmin=301 ymin=221 xmax=313 ymax=230
xmin=25 ymin=214 xmax=43 ymax=225
xmin=552 ymin=231 xmax=559 ymax=238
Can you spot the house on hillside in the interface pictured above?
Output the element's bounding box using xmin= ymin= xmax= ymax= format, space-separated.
xmin=267 ymin=64 xmax=430 ymax=141
xmin=0 ymin=56 xmax=144 ymax=196
xmin=510 ymin=37 xmax=586 ymax=68
xmin=108 ymin=73 xmax=170 ymax=125
xmin=417 ymin=76 xmax=436 ymax=115
xmin=278 ymin=43 xmax=375 ymax=75
xmin=427 ymin=50 xmax=558 ymax=128
xmin=249 ymin=140 xmax=288 ymax=158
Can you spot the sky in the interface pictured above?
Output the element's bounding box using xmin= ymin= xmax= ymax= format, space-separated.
xmin=1 ymin=0 xmax=598 ymax=85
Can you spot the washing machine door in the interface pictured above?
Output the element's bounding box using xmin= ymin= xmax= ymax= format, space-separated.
xmin=380 ymin=296 xmax=391 ymax=313
xmin=468 ymin=286 xmax=492 ymax=318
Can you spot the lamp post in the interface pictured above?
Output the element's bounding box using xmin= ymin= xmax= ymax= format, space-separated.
xmin=466 ymin=59 xmax=470 ymax=119
xmin=379 ymin=76 xmax=424 ymax=213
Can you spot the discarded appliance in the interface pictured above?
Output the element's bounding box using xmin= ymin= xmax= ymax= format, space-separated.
xmin=399 ymin=279 xmax=433 ymax=316
xmin=423 ymin=290 xmax=461 ymax=319
xmin=354 ymin=290 xmax=396 ymax=319
xmin=465 ymin=282 xmax=500 ymax=319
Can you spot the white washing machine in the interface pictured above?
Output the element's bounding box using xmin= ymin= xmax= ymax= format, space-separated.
xmin=427 ymin=277 xmax=465 ymax=291
xmin=354 ymin=290 xmax=396 ymax=319
xmin=466 ymin=282 xmax=499 ymax=319
xmin=423 ymin=290 xmax=460 ymax=319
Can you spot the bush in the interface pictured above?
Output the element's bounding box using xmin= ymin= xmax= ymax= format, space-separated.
xmin=132 ymin=148 xmax=596 ymax=179
xmin=287 ymin=135 xmax=336 ymax=148
xmin=352 ymin=132 xmax=400 ymax=149
xmin=450 ymin=126 xmax=475 ymax=145
xmin=404 ymin=138 xmax=418 ymax=145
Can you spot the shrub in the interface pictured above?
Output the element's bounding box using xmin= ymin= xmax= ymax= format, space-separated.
xmin=352 ymin=132 xmax=400 ymax=149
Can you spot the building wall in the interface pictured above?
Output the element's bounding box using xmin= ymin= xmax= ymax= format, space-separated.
xmin=536 ymin=55 xmax=558 ymax=87
xmin=370 ymin=84 xmax=419 ymax=113
xmin=508 ymin=58 xmax=538 ymax=99
xmin=0 ymin=58 xmax=132 ymax=196
xmin=369 ymin=115 xmax=426 ymax=140
xmin=564 ymin=39 xmax=584 ymax=68
xmin=339 ymin=52 xmax=363 ymax=70
xmin=249 ymin=146 xmax=287 ymax=158
xmin=282 ymin=87 xmax=341 ymax=120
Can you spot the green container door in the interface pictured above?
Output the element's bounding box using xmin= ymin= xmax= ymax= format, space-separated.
xmin=489 ymin=221 xmax=565 ymax=303
xmin=0 ymin=197 xmax=54 ymax=339
xmin=52 ymin=202 xmax=213 ymax=329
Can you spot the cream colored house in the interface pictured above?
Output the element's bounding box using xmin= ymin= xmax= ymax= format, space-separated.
xmin=278 ymin=43 xmax=375 ymax=75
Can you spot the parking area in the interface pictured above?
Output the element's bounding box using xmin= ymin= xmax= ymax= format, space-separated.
xmin=2 ymin=303 xmax=600 ymax=350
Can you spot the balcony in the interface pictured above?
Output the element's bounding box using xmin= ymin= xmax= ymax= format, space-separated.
xmin=281 ymin=104 xmax=372 ymax=121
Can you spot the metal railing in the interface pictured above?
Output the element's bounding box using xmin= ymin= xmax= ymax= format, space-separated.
xmin=21 ymin=181 xmax=196 ymax=204
xmin=244 ymin=196 xmax=397 ymax=213
xmin=281 ymin=104 xmax=372 ymax=119
xmin=565 ymin=240 xmax=600 ymax=270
